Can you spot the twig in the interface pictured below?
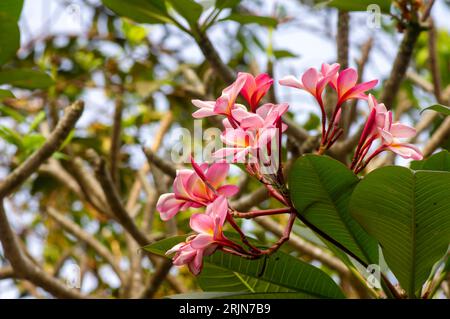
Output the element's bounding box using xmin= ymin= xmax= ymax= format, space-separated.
xmin=91 ymin=152 xmax=153 ymax=247
xmin=422 ymin=117 xmax=450 ymax=157
xmin=0 ymin=201 xmax=84 ymax=298
xmin=143 ymin=148 xmax=177 ymax=179
xmin=139 ymin=259 xmax=173 ymax=299
xmin=428 ymin=19 xmax=444 ymax=104
xmin=110 ymin=94 xmax=124 ymax=189
xmin=0 ymin=266 xmax=14 ymax=280
xmin=46 ymin=207 xmax=126 ymax=284
xmin=0 ymin=101 xmax=84 ymax=197
xmin=380 ymin=23 xmax=422 ymax=108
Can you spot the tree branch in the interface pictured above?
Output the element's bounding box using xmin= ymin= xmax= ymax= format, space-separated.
xmin=0 ymin=101 xmax=84 ymax=197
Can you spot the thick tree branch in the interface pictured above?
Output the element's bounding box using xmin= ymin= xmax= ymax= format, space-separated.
xmin=380 ymin=24 xmax=422 ymax=108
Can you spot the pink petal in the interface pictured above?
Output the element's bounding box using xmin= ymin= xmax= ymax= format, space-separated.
xmin=157 ymin=193 xmax=186 ymax=221
xmin=239 ymin=113 xmax=265 ymax=129
xmin=191 ymin=100 xmax=216 ymax=118
xmin=217 ymin=184 xmax=239 ymax=197
xmin=190 ymin=233 xmax=215 ymax=249
xmin=190 ymin=213 xmax=215 ymax=234
xmin=279 ymin=75 xmax=303 ymax=89
xmin=340 ymin=79 xmax=378 ymax=103
xmin=388 ymin=143 xmax=423 ymax=160
xmin=205 ymin=163 xmax=230 ymax=187
xmin=390 ymin=123 xmax=416 ymax=139
xmin=301 ymin=68 xmax=320 ymax=95
xmin=337 ymin=68 xmax=358 ymax=97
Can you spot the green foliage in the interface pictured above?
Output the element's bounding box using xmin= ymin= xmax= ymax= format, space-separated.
xmin=350 ymin=166 xmax=450 ymax=297
xmin=410 ymin=150 xmax=450 ymax=171
xmin=327 ymin=0 xmax=392 ymax=13
xmin=289 ymin=155 xmax=379 ymax=265
xmin=421 ymin=104 xmax=450 ymax=116
xmin=145 ymin=235 xmax=345 ymax=298
xmin=167 ymin=0 xmax=203 ymax=26
xmin=0 ymin=0 xmax=23 ymax=66
xmin=0 ymin=69 xmax=54 ymax=89
xmin=102 ymin=0 xmax=172 ymax=25
xmin=221 ymin=13 xmax=278 ymax=28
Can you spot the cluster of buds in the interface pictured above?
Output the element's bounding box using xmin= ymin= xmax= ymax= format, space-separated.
xmin=156 ymin=64 xmax=423 ymax=275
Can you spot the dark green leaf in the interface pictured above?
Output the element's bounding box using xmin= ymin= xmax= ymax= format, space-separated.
xmin=328 ymin=0 xmax=392 ymax=13
xmin=0 ymin=15 xmax=20 ymax=66
xmin=0 ymin=89 xmax=14 ymax=99
xmin=222 ymin=13 xmax=278 ymax=27
xmin=0 ymin=69 xmax=54 ymax=89
xmin=411 ymin=150 xmax=450 ymax=172
xmin=350 ymin=166 xmax=450 ymax=297
xmin=168 ymin=291 xmax=319 ymax=299
xmin=0 ymin=105 xmax=25 ymax=122
xmin=215 ymin=0 xmax=240 ymax=9
xmin=145 ymin=235 xmax=345 ymax=298
xmin=421 ymin=104 xmax=450 ymax=116
xmin=102 ymin=0 xmax=172 ymax=24
xmin=288 ymin=155 xmax=378 ymax=265
xmin=168 ymin=0 xmax=203 ymax=26
xmin=273 ymin=49 xmax=298 ymax=60
xmin=0 ymin=0 xmax=24 ymax=21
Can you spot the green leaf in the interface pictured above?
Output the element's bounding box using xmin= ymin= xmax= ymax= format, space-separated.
xmin=222 ymin=13 xmax=278 ymax=27
xmin=215 ymin=0 xmax=240 ymax=9
xmin=0 ymin=105 xmax=25 ymax=122
xmin=0 ymin=69 xmax=54 ymax=89
xmin=102 ymin=0 xmax=173 ymax=24
xmin=168 ymin=0 xmax=203 ymax=26
xmin=350 ymin=166 xmax=450 ymax=297
xmin=0 ymin=89 xmax=14 ymax=99
xmin=288 ymin=155 xmax=378 ymax=265
xmin=28 ymin=111 xmax=46 ymax=132
xmin=328 ymin=0 xmax=392 ymax=13
xmin=0 ymin=15 xmax=20 ymax=66
xmin=145 ymin=235 xmax=345 ymax=298
xmin=420 ymin=104 xmax=450 ymax=116
xmin=273 ymin=49 xmax=298 ymax=60
xmin=168 ymin=291 xmax=319 ymax=299
xmin=0 ymin=0 xmax=24 ymax=21
xmin=411 ymin=150 xmax=450 ymax=172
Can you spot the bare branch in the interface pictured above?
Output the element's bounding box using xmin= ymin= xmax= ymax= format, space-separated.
xmin=0 ymin=101 xmax=84 ymax=197
xmin=423 ymin=116 xmax=450 ymax=157
xmin=380 ymin=24 xmax=422 ymax=108
xmin=143 ymin=148 xmax=177 ymax=179
xmin=46 ymin=207 xmax=126 ymax=284
xmin=0 ymin=201 xmax=84 ymax=298
xmin=110 ymin=94 xmax=124 ymax=188
xmin=91 ymin=152 xmax=153 ymax=247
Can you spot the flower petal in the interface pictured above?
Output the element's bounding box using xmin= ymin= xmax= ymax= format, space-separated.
xmin=279 ymin=75 xmax=304 ymax=89
xmin=190 ymin=213 xmax=215 ymax=234
xmin=390 ymin=123 xmax=416 ymax=139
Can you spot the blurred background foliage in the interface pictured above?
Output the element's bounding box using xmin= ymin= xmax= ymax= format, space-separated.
xmin=0 ymin=0 xmax=449 ymax=298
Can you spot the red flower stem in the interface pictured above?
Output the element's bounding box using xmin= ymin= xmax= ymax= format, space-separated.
xmin=220 ymin=247 xmax=260 ymax=259
xmin=226 ymin=213 xmax=262 ymax=254
xmin=354 ymin=147 xmax=385 ymax=174
xmin=258 ymin=212 xmax=296 ymax=255
xmin=323 ymin=103 xmax=342 ymax=146
xmin=317 ymin=97 xmax=327 ymax=144
xmin=232 ymin=207 xmax=291 ymax=219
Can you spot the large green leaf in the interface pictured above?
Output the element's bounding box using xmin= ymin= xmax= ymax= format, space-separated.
xmin=0 ymin=15 xmax=20 ymax=66
xmin=350 ymin=167 xmax=450 ymax=297
xmin=0 ymin=0 xmax=24 ymax=21
xmin=102 ymin=0 xmax=172 ymax=24
xmin=288 ymin=155 xmax=378 ymax=265
xmin=145 ymin=235 xmax=345 ymax=298
xmin=410 ymin=150 xmax=450 ymax=172
xmin=168 ymin=0 xmax=203 ymax=26
xmin=167 ymin=291 xmax=318 ymax=299
xmin=328 ymin=0 xmax=392 ymax=13
xmin=0 ymin=69 xmax=54 ymax=89
xmin=420 ymin=104 xmax=450 ymax=116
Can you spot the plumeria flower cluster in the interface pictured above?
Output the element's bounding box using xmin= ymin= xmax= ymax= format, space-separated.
xmin=157 ymin=65 xmax=423 ymax=275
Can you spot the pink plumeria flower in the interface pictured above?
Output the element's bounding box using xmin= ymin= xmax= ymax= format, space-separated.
xmin=214 ymin=126 xmax=278 ymax=163
xmin=192 ymin=74 xmax=247 ymax=119
xmin=279 ymin=63 xmax=340 ymax=104
xmin=239 ymin=72 xmax=274 ymax=112
xmin=231 ymin=103 xmax=289 ymax=131
xmin=156 ymin=161 xmax=239 ymax=221
xmin=331 ymin=68 xmax=378 ymax=106
xmin=166 ymin=196 xmax=231 ymax=275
